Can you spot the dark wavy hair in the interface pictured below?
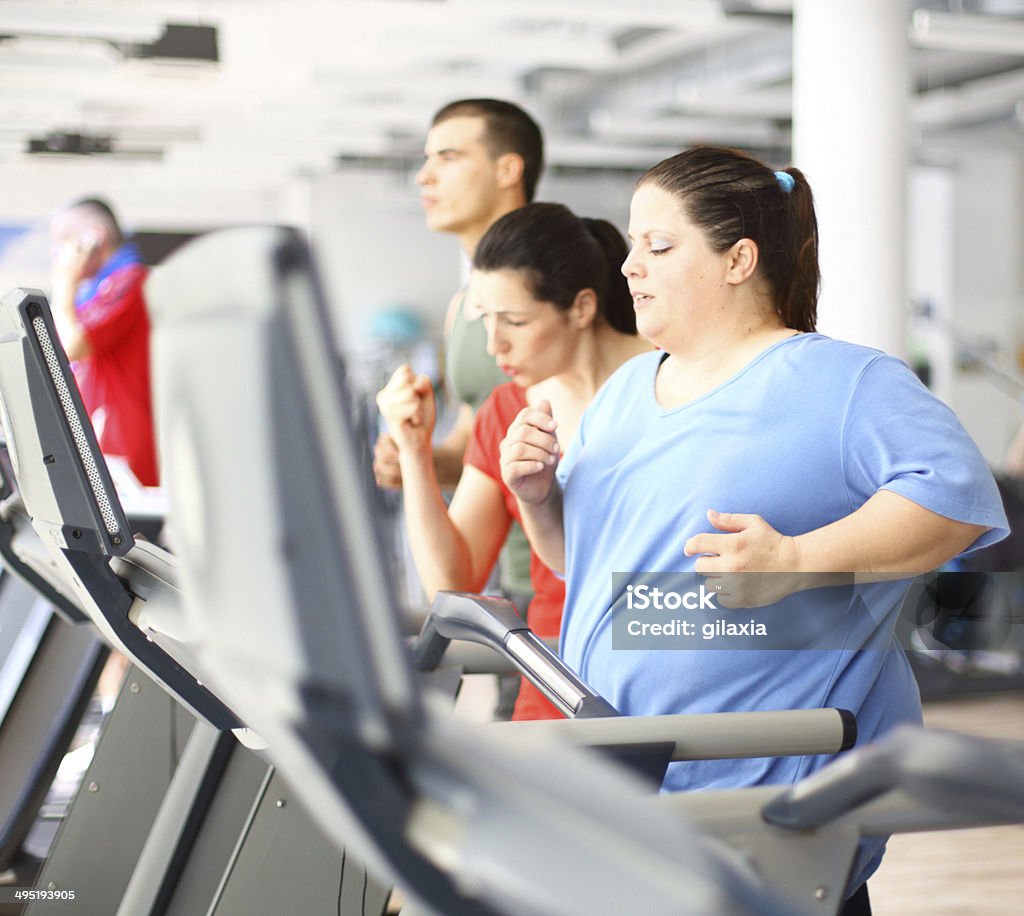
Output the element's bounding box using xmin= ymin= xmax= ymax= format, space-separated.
xmin=638 ymin=146 xmax=818 ymax=332
xmin=473 ymin=202 xmax=635 ymax=334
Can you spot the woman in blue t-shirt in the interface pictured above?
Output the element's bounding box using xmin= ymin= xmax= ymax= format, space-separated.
xmin=499 ymin=145 xmax=1009 ymax=914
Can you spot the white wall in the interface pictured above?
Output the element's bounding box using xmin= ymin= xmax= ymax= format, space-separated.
xmin=907 ymin=155 xmax=1024 ymax=468
xmin=542 ymin=169 xmax=636 ymax=236
xmin=950 ymin=151 xmax=1024 ymax=466
xmin=908 ymin=166 xmax=956 ymax=406
xmin=309 ymin=166 xmax=456 ymax=351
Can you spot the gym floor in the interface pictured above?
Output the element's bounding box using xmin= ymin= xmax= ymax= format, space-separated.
xmin=868 ymin=693 xmax=1024 ymax=915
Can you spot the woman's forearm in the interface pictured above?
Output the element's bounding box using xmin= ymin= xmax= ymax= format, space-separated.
xmin=398 ymin=448 xmax=483 ymax=601
xmin=790 ymin=490 xmax=989 ymax=576
xmin=516 ymin=485 xmax=567 ymax=575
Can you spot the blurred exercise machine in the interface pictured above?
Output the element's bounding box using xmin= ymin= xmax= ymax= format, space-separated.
xmin=0 ymin=263 xmax=859 ymax=914
xmin=0 ymin=290 xmax=391 ymax=915
xmin=0 ymin=459 xmax=107 ymax=896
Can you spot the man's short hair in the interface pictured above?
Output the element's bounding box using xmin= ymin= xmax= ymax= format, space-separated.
xmin=65 ymin=197 xmax=124 ymax=246
xmin=432 ymin=99 xmax=544 ymax=202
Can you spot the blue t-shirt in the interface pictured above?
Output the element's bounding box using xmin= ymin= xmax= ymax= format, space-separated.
xmin=556 ymin=334 xmax=1008 ymax=888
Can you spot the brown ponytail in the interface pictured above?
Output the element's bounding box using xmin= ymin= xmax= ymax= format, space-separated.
xmin=639 ymin=147 xmax=819 ymax=332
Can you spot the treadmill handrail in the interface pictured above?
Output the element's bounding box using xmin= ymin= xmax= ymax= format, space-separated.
xmin=762 ymin=724 xmax=1024 ymax=830
xmin=495 ymin=707 xmax=856 ymax=762
xmin=415 ymin=592 xmax=619 ymax=718
xmin=116 ymin=545 xmax=191 ymax=645
xmin=0 ymin=487 xmax=88 ymax=624
xmin=436 ymin=636 xmax=560 ymax=675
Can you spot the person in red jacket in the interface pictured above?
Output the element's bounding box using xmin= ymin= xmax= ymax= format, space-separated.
xmin=49 ymin=197 xmax=158 ymax=486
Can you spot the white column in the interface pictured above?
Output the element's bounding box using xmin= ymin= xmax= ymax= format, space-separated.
xmin=792 ymin=0 xmax=910 ymax=356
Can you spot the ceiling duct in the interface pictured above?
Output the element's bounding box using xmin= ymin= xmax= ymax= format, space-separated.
xmin=912 ymin=10 xmax=1024 ymax=54
xmin=27 ymin=131 xmax=113 ymax=155
xmin=719 ymin=0 xmax=793 ymax=19
xmin=26 ymin=131 xmax=163 ymax=161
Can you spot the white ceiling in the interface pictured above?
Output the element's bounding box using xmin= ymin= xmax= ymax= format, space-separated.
xmin=1 ymin=0 xmax=1024 ymax=203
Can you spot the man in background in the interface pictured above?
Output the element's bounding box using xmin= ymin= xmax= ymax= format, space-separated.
xmin=49 ymin=197 xmax=158 ymax=486
xmin=374 ymin=98 xmax=544 ymax=610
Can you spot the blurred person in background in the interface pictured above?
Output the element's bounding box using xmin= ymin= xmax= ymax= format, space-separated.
xmin=49 ymin=197 xmax=157 ymax=487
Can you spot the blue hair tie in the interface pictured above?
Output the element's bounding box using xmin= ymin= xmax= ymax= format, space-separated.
xmin=774 ymin=170 xmax=795 ymax=193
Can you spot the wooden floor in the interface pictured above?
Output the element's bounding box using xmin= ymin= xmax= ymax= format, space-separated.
xmin=867 ymin=693 xmax=1024 ymax=915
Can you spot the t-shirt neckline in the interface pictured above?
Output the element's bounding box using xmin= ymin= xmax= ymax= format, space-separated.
xmin=650 ymin=332 xmax=812 ymax=416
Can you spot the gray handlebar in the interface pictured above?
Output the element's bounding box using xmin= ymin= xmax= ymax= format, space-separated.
xmin=414 ymin=592 xmax=619 ymax=718
xmin=762 ymin=725 xmax=1024 ymax=830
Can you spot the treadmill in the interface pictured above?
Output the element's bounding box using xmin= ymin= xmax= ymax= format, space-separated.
xmin=141 ymin=225 xmax=1024 ymax=916
xmin=3 ymin=226 xmax=1022 ymax=914
xmin=0 ymin=288 xmax=392 ymax=915
xmin=0 ymin=451 xmax=107 ymax=897
xmin=0 ymin=277 xmax=850 ymax=915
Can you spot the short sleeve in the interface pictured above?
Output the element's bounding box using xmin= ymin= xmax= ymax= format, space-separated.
xmin=841 ymin=355 xmax=1009 ymax=553
xmin=77 ymin=264 xmax=149 ymax=355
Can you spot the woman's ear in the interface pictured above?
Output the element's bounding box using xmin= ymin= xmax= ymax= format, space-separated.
xmin=570 ymin=288 xmax=599 ymax=329
xmin=725 ymin=238 xmax=759 ymax=285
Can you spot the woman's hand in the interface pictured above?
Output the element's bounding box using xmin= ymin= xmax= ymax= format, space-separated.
xmin=500 ymin=400 xmax=560 ymax=505
xmin=684 ymin=510 xmax=805 ymax=607
xmin=372 ymin=432 xmax=402 ymax=489
xmin=375 ymin=364 xmax=436 ymax=455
